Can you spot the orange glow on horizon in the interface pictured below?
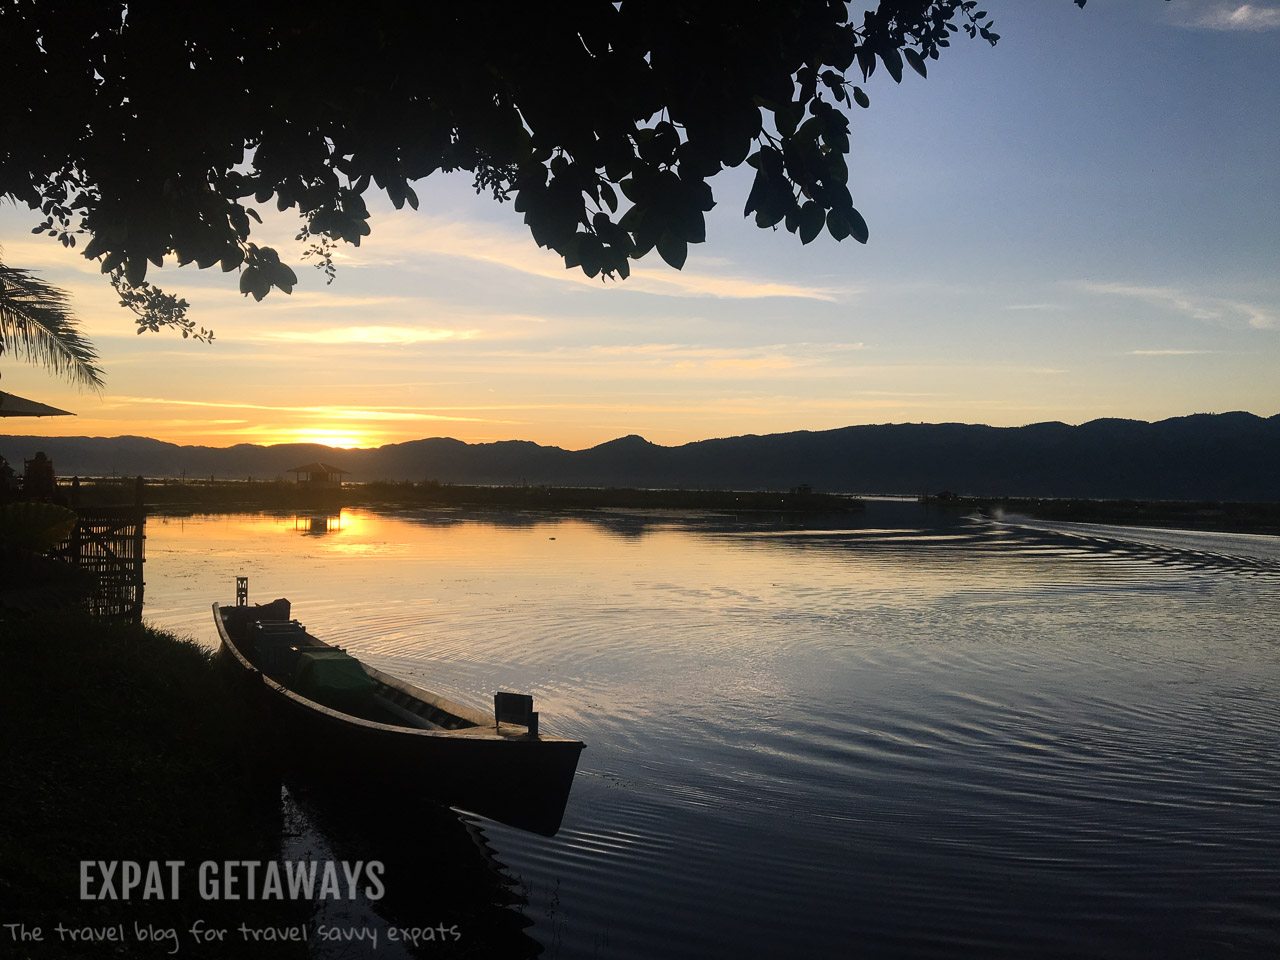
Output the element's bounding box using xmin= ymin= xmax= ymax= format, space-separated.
xmin=279 ymin=427 xmax=381 ymax=450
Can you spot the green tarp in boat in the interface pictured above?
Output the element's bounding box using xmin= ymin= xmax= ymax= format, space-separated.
xmin=290 ymin=649 xmax=375 ymax=712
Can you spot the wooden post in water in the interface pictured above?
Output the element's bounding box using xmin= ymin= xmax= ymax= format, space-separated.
xmin=133 ymin=477 xmax=145 ymax=616
xmin=52 ymin=478 xmax=148 ymax=622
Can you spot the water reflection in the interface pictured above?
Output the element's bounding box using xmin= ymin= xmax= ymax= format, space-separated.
xmin=295 ymin=514 xmax=344 ymax=536
xmin=283 ymin=782 xmax=540 ymax=959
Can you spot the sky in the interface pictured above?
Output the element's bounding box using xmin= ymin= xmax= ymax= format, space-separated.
xmin=1 ymin=0 xmax=1277 ymax=451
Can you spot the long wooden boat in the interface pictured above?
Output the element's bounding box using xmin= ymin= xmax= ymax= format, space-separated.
xmin=213 ymin=580 xmax=584 ymax=836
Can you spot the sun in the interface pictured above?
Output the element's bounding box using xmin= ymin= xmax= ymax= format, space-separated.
xmin=287 ymin=428 xmax=376 ymax=449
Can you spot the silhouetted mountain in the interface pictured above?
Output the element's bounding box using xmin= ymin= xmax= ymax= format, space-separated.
xmin=4 ymin=412 xmax=1278 ymax=500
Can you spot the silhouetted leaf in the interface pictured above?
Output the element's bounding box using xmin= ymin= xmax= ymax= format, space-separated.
xmin=880 ymin=45 xmax=904 ymax=83
xmin=681 ymin=205 xmax=706 ymax=244
xmin=229 ymin=206 xmax=250 ymax=240
xmin=124 ymin=257 xmax=147 ymax=287
xmin=578 ymin=233 xmax=604 ymax=278
xmin=656 ymin=232 xmax=687 ymax=270
xmin=744 ymin=167 xmax=768 ymax=217
xmin=799 ymin=201 xmax=824 ymax=244
xmin=847 ymin=206 xmax=869 ymax=244
xmin=827 ymin=208 xmax=850 ymax=241
xmin=600 ymin=181 xmax=618 ymax=213
xmin=273 ymin=262 xmax=298 ymax=292
xmin=857 ymin=46 xmax=877 ymax=81
xmin=796 ymin=116 xmax=824 ymax=142
xmin=825 ymin=151 xmax=849 ymax=185
xmin=755 ymin=204 xmax=787 ymax=229
xmin=560 ymin=234 xmax=584 ymax=270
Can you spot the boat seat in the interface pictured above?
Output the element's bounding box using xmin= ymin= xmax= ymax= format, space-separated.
xmin=373 ymin=694 xmax=447 ymax=730
xmin=254 ymin=620 xmax=307 ymax=640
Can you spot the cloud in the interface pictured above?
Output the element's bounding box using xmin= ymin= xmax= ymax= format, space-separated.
xmin=104 ymin=396 xmax=496 ymax=423
xmin=1168 ymin=2 xmax=1280 ymax=30
xmin=258 ymin=326 xmax=482 ymax=345
xmin=3 ymin=200 xmax=848 ymax=320
xmin=1126 ymin=349 xmax=1213 ymax=356
xmin=1081 ymin=281 xmax=1276 ymax=329
xmin=487 ymin=341 xmax=869 ymax=379
xmin=622 ymin=266 xmax=846 ymax=302
xmin=0 ymin=236 xmax=104 ymax=276
xmin=231 ymin=292 xmax=416 ymax=311
xmin=332 ymin=211 xmax=849 ymax=302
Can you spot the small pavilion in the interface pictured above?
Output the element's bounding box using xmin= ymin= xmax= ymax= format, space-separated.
xmin=287 ymin=462 xmax=350 ymax=486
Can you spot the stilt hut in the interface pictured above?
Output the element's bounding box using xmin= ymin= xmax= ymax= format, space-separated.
xmin=288 ymin=461 xmax=349 ymax=487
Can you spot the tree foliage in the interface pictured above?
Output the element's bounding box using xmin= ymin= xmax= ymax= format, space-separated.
xmin=0 ymin=262 xmax=104 ymax=388
xmin=1 ymin=1 xmax=1119 ymax=334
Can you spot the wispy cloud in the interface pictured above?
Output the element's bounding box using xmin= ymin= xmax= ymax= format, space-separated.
xmin=1167 ymin=2 xmax=1280 ymax=30
xmin=622 ymin=267 xmax=846 ymax=302
xmin=0 ymin=237 xmax=105 ymax=276
xmin=1127 ymin=349 xmax=1213 ymax=356
xmin=1081 ymin=281 xmax=1276 ymax=329
xmin=3 ymin=203 xmax=848 ymax=319
xmin=258 ymin=326 xmax=482 ymax=345
xmin=334 ymin=212 xmax=849 ymax=302
xmin=230 ymin=292 xmax=416 ymax=311
xmin=104 ymin=396 xmax=495 ymax=423
xmin=492 ymin=341 xmax=869 ymax=378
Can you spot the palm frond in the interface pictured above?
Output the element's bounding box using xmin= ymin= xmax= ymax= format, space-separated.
xmin=0 ymin=262 xmax=105 ymax=390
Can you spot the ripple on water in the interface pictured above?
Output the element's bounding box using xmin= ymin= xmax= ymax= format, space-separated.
xmin=140 ymin=507 xmax=1280 ymax=960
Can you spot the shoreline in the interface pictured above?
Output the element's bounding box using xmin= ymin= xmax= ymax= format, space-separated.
xmin=64 ymin=478 xmax=866 ymax=515
xmin=32 ymin=476 xmax=1280 ymax=535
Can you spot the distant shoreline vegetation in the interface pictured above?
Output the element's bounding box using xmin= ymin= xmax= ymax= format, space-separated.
xmin=59 ymin=478 xmax=1280 ymax=533
xmin=67 ymin=478 xmax=867 ymax=514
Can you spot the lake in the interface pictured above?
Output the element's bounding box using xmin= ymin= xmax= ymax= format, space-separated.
xmin=141 ymin=501 xmax=1280 ymax=959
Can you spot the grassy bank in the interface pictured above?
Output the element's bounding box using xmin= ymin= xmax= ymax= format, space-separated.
xmin=0 ymin=612 xmax=305 ymax=958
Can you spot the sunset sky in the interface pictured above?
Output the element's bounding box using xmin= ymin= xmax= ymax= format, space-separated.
xmin=2 ymin=1 xmax=1277 ymax=451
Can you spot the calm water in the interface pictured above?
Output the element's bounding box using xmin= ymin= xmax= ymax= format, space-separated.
xmin=142 ymin=502 xmax=1280 ymax=959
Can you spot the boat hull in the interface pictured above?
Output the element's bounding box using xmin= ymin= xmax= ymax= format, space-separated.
xmin=214 ymin=602 xmax=583 ymax=836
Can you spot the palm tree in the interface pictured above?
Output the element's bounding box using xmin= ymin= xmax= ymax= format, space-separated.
xmin=0 ymin=261 xmax=104 ymax=389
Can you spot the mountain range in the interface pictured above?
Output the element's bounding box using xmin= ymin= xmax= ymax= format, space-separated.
xmin=4 ymin=412 xmax=1278 ymax=500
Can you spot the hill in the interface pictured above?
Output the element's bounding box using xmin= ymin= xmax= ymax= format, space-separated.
xmin=4 ymin=413 xmax=1278 ymax=500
